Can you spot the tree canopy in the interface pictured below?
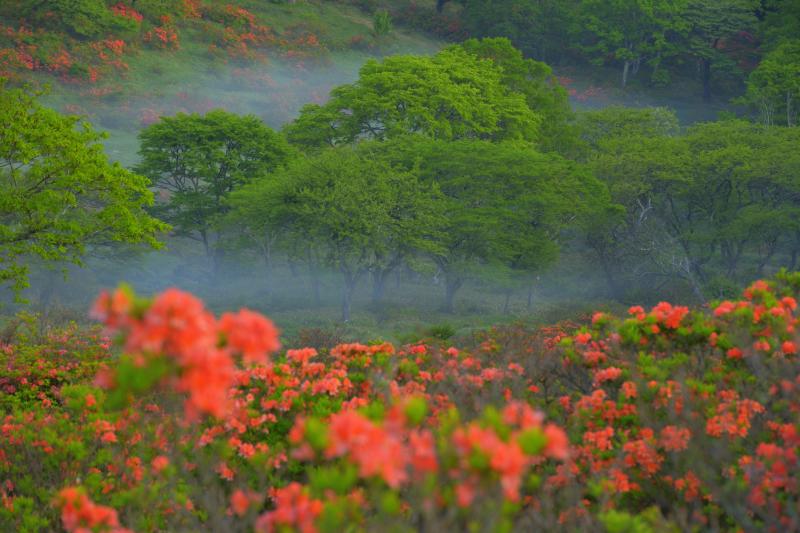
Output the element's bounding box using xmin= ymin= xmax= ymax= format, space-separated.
xmin=136 ymin=109 xmax=294 ymax=269
xmin=283 ymin=46 xmax=541 ymax=148
xmin=0 ymin=83 xmax=168 ymax=299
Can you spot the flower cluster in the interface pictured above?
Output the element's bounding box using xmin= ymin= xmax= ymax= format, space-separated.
xmin=91 ymin=286 xmax=280 ymax=419
xmin=110 ymin=3 xmax=144 ymax=24
xmin=2 ymin=273 xmax=798 ymax=531
xmin=56 ymin=487 xmax=131 ymax=533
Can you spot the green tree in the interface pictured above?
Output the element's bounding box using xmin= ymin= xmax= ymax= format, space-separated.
xmin=236 ymin=148 xmax=445 ymax=321
xmin=576 ymin=105 xmax=680 ymax=153
xmin=283 ymin=47 xmax=540 ymax=148
xmin=373 ymin=136 xmax=610 ymax=312
xmin=575 ymin=0 xmax=689 ymax=88
xmin=742 ymin=40 xmax=800 ymax=126
xmin=683 ymin=0 xmax=759 ymax=100
xmin=0 ymin=83 xmax=167 ymax=299
xmin=136 ymin=110 xmax=294 ymax=272
xmin=588 ymin=119 xmax=800 ymax=300
xmin=454 ymin=37 xmax=578 ymax=154
xmin=758 ymin=0 xmax=800 ymax=49
xmin=2 ymin=0 xmax=139 ymax=39
xmin=222 ymin=171 xmax=294 ymax=301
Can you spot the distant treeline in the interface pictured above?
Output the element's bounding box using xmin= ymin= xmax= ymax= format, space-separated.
xmin=2 ymin=3 xmax=800 ymax=320
xmin=362 ymin=0 xmax=800 ymax=114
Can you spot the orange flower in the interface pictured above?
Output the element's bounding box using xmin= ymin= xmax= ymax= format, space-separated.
xmin=584 ymin=427 xmax=614 ymax=451
xmin=726 ymin=347 xmax=744 ymax=359
xmin=287 ymin=347 xmax=317 ymax=365
xmin=219 ymin=309 xmax=280 ymax=365
xmin=325 ymin=410 xmax=408 ymax=488
xmin=490 ymin=440 xmax=528 ymax=501
xmin=127 ymin=288 xmax=217 ymax=359
xmin=659 ymin=426 xmax=691 ymax=452
xmin=56 ymin=487 xmax=130 ymax=533
xmin=409 ymin=429 xmax=438 ymax=474
xmin=178 ymin=347 xmax=236 ymax=419
xmin=714 ymin=301 xmax=736 ymax=317
xmin=594 ymin=366 xmax=623 ymax=384
xmin=256 ymin=483 xmax=323 ymax=533
xmin=90 ymin=288 xmax=132 ymax=328
xmin=622 ymin=381 xmax=637 ymax=399
xmin=230 ymin=489 xmax=250 ymax=516
xmin=543 ymin=423 xmax=570 ymax=460
xmin=151 ymin=455 xmax=169 ymax=474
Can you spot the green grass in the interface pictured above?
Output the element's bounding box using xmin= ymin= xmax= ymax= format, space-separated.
xmin=30 ymin=1 xmax=441 ymax=166
xmin=5 ymin=240 xmax=626 ymax=350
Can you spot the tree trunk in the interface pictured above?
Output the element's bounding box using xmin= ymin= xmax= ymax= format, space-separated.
xmin=341 ymin=272 xmax=358 ymax=322
xmin=622 ymin=60 xmax=630 ymax=89
xmin=686 ymin=269 xmax=705 ymax=302
xmin=598 ymin=254 xmax=623 ymax=301
xmin=436 ymin=0 xmax=448 ymax=13
xmin=212 ymin=245 xmax=225 ymax=278
xmin=261 ymin=241 xmax=273 ymax=302
xmin=756 ymin=241 xmax=777 ymax=278
xmin=443 ymin=276 xmax=462 ymax=313
xmin=527 ymin=284 xmax=534 ymax=311
xmin=503 ymin=291 xmax=512 ymax=315
xmin=702 ymin=57 xmax=712 ymax=101
xmin=371 ymin=269 xmax=389 ymax=307
xmin=37 ymin=269 xmax=59 ymax=312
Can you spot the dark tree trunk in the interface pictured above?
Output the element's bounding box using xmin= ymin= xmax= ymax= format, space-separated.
xmin=212 ymin=246 xmax=225 ymax=278
xmin=527 ymin=284 xmax=534 ymax=311
xmin=341 ymin=271 xmax=358 ymax=322
xmin=371 ymin=270 xmax=389 ymax=307
xmin=443 ymin=276 xmax=462 ymax=313
xmin=37 ymin=270 xmax=59 ymax=312
xmin=341 ymin=287 xmax=352 ymax=322
xmin=622 ymin=60 xmax=630 ymax=88
xmin=436 ymin=0 xmax=449 ymax=13
xmin=702 ymin=58 xmax=712 ymax=101
xmin=687 ymin=271 xmax=706 ymax=302
xmin=756 ymin=242 xmax=777 ymax=278
xmin=503 ymin=291 xmax=512 ymax=315
xmin=598 ymin=255 xmax=623 ymax=301
xmin=261 ymin=243 xmax=273 ymax=302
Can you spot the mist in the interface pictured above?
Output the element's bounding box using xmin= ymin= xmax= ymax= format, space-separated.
xmin=6 ymin=29 xmax=781 ymax=342
xmin=13 ymin=40 xmax=617 ymax=343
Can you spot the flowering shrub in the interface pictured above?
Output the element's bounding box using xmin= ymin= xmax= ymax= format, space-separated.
xmin=143 ymin=15 xmax=179 ymax=50
xmin=1 ymin=272 xmax=798 ymax=531
xmin=0 ymin=1 xmax=330 ymax=86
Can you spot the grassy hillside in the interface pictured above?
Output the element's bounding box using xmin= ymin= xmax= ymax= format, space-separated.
xmin=1 ymin=1 xmax=443 ymax=165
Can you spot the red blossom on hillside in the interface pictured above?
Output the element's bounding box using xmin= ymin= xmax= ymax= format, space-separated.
xmin=110 ymin=3 xmax=143 ymax=23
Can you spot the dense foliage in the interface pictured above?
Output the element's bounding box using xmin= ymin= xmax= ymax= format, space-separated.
xmin=0 ymin=82 xmax=167 ymax=299
xmin=1 ymin=272 xmax=798 ymax=531
xmin=1 ymin=6 xmax=800 ymax=529
xmin=389 ymin=0 xmax=799 ymax=101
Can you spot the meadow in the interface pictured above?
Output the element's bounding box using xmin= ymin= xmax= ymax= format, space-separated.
xmin=2 ymin=1 xmax=799 ymax=531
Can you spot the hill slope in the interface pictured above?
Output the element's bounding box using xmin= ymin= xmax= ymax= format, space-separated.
xmin=0 ymin=1 xmax=443 ymax=165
